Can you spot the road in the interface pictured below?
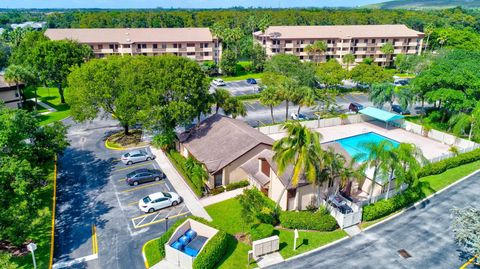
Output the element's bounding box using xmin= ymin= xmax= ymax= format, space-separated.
xmin=53 ymin=117 xmax=189 ymax=269
xmin=268 ymin=171 xmax=480 ymax=269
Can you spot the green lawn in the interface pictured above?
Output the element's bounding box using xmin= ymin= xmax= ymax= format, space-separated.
xmin=394 ymin=73 xmax=416 ymax=78
xmin=11 ymin=163 xmax=55 ymax=269
xmin=276 ymin=229 xmax=347 ymax=259
xmin=25 ymin=87 xmax=71 ymax=125
xmin=420 ymin=160 xmax=480 ymax=196
xmin=205 ymin=198 xmax=347 ymax=268
xmin=221 ymin=72 xmax=263 ymax=82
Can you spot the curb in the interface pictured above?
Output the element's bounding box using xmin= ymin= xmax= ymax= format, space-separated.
xmin=104 ymin=137 xmax=149 ymax=151
xmin=276 ymin=168 xmax=480 ymax=266
xmin=363 ymin=168 xmax=480 ymax=232
xmin=49 ymin=155 xmax=58 ymax=269
xmin=141 ymin=238 xmax=158 ymax=269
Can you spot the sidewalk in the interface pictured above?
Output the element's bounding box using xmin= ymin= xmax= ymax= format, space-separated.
xmin=150 ymin=147 xmax=212 ymax=221
xmin=28 ymin=98 xmax=57 ymax=115
xmin=200 ymin=187 xmax=246 ymax=207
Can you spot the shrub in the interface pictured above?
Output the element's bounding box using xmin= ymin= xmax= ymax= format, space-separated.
xmin=280 ymin=210 xmax=338 ymax=231
xmin=362 ymin=187 xmax=424 ymax=221
xmin=210 ymin=187 xmax=225 ymax=195
xmin=143 ymin=218 xmax=187 ymax=265
xmin=193 ymin=230 xmax=229 ymax=269
xmin=417 ymin=148 xmax=480 ymax=178
xmin=167 ymin=150 xmax=204 ymax=196
xmin=225 ymin=180 xmax=249 ymax=191
xmin=250 ymin=223 xmax=275 ymax=241
xmin=235 ymin=93 xmax=261 ymax=101
xmin=237 ymin=188 xmax=280 ymax=226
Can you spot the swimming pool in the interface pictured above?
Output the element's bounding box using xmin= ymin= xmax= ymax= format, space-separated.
xmin=336 ymin=132 xmax=399 ymax=162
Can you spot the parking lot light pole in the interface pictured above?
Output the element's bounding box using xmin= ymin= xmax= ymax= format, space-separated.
xmin=27 ymin=242 xmax=37 ymax=269
xmin=165 ymin=217 xmax=169 ymax=231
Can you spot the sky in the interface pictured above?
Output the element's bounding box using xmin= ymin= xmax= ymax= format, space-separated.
xmin=0 ymin=0 xmax=384 ymax=9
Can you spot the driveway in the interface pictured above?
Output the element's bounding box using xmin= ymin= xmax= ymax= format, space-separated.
xmin=210 ymin=79 xmax=260 ymax=96
xmin=53 ymin=117 xmax=190 ymax=269
xmin=268 ymin=171 xmax=480 ymax=269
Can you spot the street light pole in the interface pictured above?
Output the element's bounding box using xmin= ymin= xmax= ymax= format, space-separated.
xmin=27 ymin=242 xmax=37 ymax=269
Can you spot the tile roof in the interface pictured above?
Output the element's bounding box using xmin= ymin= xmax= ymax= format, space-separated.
xmin=0 ymin=75 xmax=17 ymax=89
xmin=255 ymin=24 xmax=424 ymax=39
xmin=178 ymin=114 xmax=274 ymax=174
xmin=45 ymin=28 xmax=215 ymax=44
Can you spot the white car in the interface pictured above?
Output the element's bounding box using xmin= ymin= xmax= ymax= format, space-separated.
xmin=139 ymin=192 xmax=182 ymax=213
xmin=211 ymin=78 xmax=226 ymax=86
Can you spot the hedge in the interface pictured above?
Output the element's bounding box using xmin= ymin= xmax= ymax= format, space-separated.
xmin=167 ymin=150 xmax=204 ymax=196
xmin=250 ymin=223 xmax=275 ymax=241
xmin=225 ymin=180 xmax=249 ymax=191
xmin=143 ymin=218 xmax=187 ymax=266
xmin=280 ymin=210 xmax=338 ymax=231
xmin=362 ymin=187 xmax=424 ymax=221
xmin=418 ymin=148 xmax=480 ymax=178
xmin=193 ymin=230 xmax=229 ymax=269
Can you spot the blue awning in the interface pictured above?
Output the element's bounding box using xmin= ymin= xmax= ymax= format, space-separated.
xmin=359 ymin=107 xmax=405 ymax=122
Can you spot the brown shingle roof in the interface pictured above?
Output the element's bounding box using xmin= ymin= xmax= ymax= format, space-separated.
xmin=255 ymin=24 xmax=424 ymax=39
xmin=0 ymin=75 xmax=19 ymax=89
xmin=45 ymin=28 xmax=215 ymax=44
xmin=179 ymin=114 xmax=274 ymax=174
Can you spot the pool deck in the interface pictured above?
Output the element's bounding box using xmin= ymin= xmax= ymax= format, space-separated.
xmin=269 ymin=121 xmax=452 ymax=161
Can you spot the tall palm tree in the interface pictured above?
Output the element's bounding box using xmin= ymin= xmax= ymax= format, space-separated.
xmin=295 ymin=86 xmax=315 ymax=114
xmin=305 ymin=41 xmax=327 ymax=64
xmin=343 ymin=53 xmax=355 ymax=70
xmin=259 ymin=85 xmax=281 ymax=124
xmin=273 ymin=122 xmax=323 ymax=209
xmin=380 ymin=42 xmax=395 ymax=66
xmin=3 ymin=64 xmax=35 ymax=106
xmin=354 ymin=140 xmax=393 ymax=202
xmin=448 ymin=103 xmax=480 ymax=141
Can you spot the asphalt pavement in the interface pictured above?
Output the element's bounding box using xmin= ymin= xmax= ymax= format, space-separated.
xmin=268 ymin=171 xmax=480 ymax=269
xmin=53 ymin=117 xmax=189 ymax=269
xmin=210 ymin=79 xmax=260 ymax=96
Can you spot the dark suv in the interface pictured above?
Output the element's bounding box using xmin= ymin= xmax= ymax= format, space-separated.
xmin=392 ymin=105 xmax=411 ymax=115
xmin=348 ymin=102 xmax=364 ymax=113
xmin=126 ymin=169 xmax=165 ymax=186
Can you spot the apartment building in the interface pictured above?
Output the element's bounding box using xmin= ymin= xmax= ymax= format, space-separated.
xmin=254 ymin=24 xmax=424 ymax=67
xmin=45 ymin=28 xmax=222 ymax=63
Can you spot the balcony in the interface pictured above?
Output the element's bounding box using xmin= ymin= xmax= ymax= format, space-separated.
xmin=394 ymin=42 xmax=404 ymax=46
xmin=394 ymin=49 xmax=403 ymax=54
xmin=354 ymin=43 xmax=367 ymax=47
xmin=166 ymin=48 xmax=179 ymax=53
xmin=186 ymin=46 xmax=196 ymax=52
xmin=408 ymin=42 xmax=418 ymax=46
xmin=355 ymin=51 xmax=366 ymax=55
xmin=407 ymin=50 xmax=418 ymax=54
xmin=285 ymin=43 xmax=294 ymax=48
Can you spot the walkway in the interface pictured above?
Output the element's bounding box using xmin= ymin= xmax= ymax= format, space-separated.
xmin=200 ymin=187 xmax=247 ymax=207
xmin=268 ymin=170 xmax=480 ymax=269
xmin=150 ymin=147 xmax=212 ymax=221
xmin=28 ymin=98 xmax=57 ymax=115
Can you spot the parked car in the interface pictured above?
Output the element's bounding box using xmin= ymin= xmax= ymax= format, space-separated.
xmin=211 ymin=78 xmax=226 ymax=86
xmin=394 ymin=80 xmax=409 ymax=86
xmin=126 ymin=168 xmax=165 ymax=186
xmin=121 ymin=149 xmax=155 ymax=165
xmin=139 ymin=192 xmax=182 ymax=213
xmin=290 ymin=112 xmax=309 ymax=120
xmin=391 ymin=105 xmax=411 ymax=115
xmin=348 ymin=102 xmax=364 ymax=113
xmin=246 ymin=78 xmax=257 ymax=84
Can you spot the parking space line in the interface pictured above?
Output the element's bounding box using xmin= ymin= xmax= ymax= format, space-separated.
xmin=91 ymin=225 xmax=98 ymax=255
xmin=113 ymin=162 xmax=152 ymax=173
xmin=134 ymin=212 xmax=189 ymax=229
xmin=120 ymin=181 xmax=165 ymax=193
xmin=245 ymin=102 xmax=256 ymax=110
xmin=130 ymin=204 xmax=188 ymax=229
xmin=127 ymin=201 xmax=138 ymax=206
xmin=350 ymin=94 xmax=362 ymax=102
xmin=117 ymin=178 xmax=126 ymax=182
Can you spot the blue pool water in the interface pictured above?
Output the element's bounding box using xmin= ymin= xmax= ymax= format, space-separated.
xmin=336 ymin=132 xmax=399 ymax=162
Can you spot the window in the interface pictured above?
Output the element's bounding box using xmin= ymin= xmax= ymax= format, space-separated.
xmin=137 ymin=44 xmax=141 ymax=49
xmin=142 ymin=44 xmax=146 ymax=49
xmin=98 ymin=45 xmax=103 ymax=49
xmin=124 ymin=44 xmax=130 ymax=48
xmin=187 ymin=52 xmax=195 ymax=56
xmin=261 ymin=159 xmax=270 ymax=177
xmin=204 ymin=43 xmax=209 ymax=48
xmin=381 ymin=39 xmax=385 ymax=43
xmin=187 ymin=43 xmax=195 ymax=47
xmin=153 ymin=44 xmax=158 ymax=49
xmin=364 ymin=39 xmax=368 ymax=43
xmin=371 ymin=39 xmax=375 ymax=43
xmin=162 ymin=43 xmax=167 ymax=49
xmin=214 ymin=173 xmax=223 ymax=187
xmin=204 ymin=52 xmax=209 ymax=56
xmin=287 ymin=189 xmax=296 ymax=199
xmin=173 ymin=43 xmax=178 ymax=48
xmin=109 ymin=44 xmax=114 ymax=49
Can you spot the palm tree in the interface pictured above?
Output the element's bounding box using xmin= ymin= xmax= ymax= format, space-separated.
xmin=272 ymin=122 xmax=323 ymax=209
xmin=423 ymin=23 xmax=434 ymax=52
xmin=448 ymin=103 xmax=480 ymax=141
xmin=223 ymin=97 xmax=247 ymax=119
xmin=354 ymin=140 xmax=393 ymax=202
xmin=305 ymin=41 xmax=327 ymax=64
xmin=380 ymin=42 xmax=395 ymax=66
xmin=343 ymin=53 xmax=355 ymax=70
xmin=259 ymin=86 xmax=281 ymax=124
xmin=392 ymin=143 xmax=426 ymax=194
xmin=3 ymin=64 xmax=35 ymax=106
xmin=369 ymin=83 xmax=414 ymax=111
xmin=295 ymin=86 xmax=315 ymax=114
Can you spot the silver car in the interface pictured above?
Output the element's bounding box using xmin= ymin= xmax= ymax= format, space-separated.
xmin=121 ymin=149 xmax=155 ymax=165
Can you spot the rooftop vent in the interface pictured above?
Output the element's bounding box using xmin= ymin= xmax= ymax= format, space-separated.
xmin=397 ymin=249 xmax=412 ymax=259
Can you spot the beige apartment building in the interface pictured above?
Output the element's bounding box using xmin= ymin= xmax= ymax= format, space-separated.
xmin=254 ymin=24 xmax=424 ymax=67
xmin=45 ymin=28 xmax=222 ymax=63
xmin=0 ymin=75 xmax=22 ymax=109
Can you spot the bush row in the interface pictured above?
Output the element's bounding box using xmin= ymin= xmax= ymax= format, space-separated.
xmin=250 ymin=223 xmax=275 ymax=241
xmin=193 ymin=230 xmax=229 ymax=269
xmin=167 ymin=150 xmax=204 ymax=196
xmin=226 ymin=180 xmax=250 ymax=191
xmin=362 ymin=187 xmax=424 ymax=221
xmin=279 ymin=210 xmax=338 ymax=231
xmin=235 ymin=93 xmax=261 ymax=101
xmin=418 ymin=148 xmax=480 ymax=178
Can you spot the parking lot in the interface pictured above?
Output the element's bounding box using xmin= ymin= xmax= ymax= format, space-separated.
xmin=210 ymin=79 xmax=260 ymax=96
xmin=109 ymin=158 xmax=189 ymax=230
